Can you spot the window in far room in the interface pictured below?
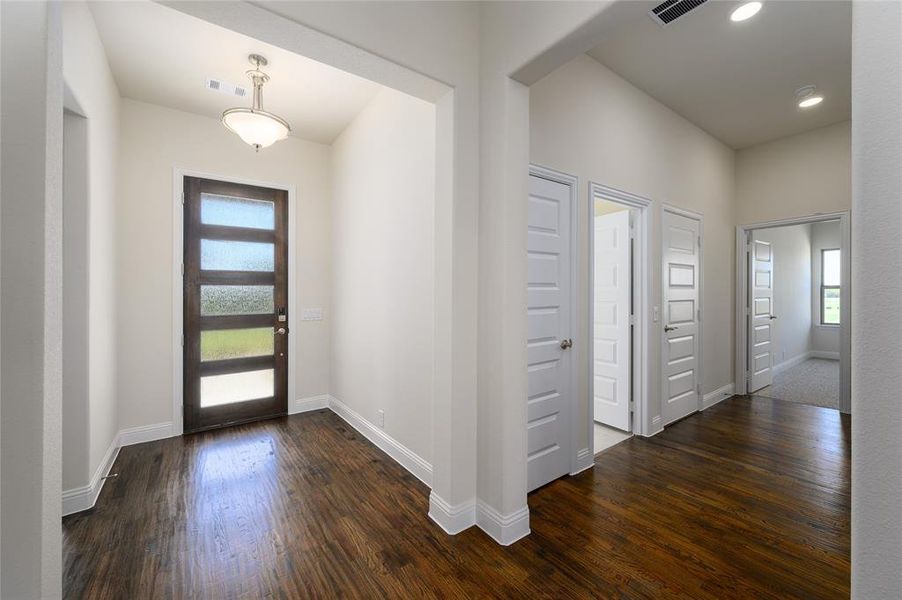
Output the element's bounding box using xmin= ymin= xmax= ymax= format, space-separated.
xmin=821 ymin=248 xmax=841 ymax=325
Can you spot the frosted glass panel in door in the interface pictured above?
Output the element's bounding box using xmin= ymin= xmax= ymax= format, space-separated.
xmin=200 ymin=328 xmax=274 ymax=362
xmin=201 ymin=193 xmax=275 ymax=230
xmin=200 ymin=369 xmax=274 ymax=407
xmin=200 ymin=285 xmax=274 ymax=316
xmin=201 ymin=240 xmax=274 ymax=272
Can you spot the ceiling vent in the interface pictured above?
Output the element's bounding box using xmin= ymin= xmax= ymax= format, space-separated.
xmin=205 ymin=78 xmax=247 ymax=98
xmin=649 ymin=0 xmax=709 ymax=26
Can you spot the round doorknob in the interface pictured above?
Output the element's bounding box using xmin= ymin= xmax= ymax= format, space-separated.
xmin=276 ymin=328 xmax=287 ymax=335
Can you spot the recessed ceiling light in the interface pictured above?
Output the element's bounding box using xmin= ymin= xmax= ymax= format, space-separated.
xmin=798 ymin=96 xmax=824 ymax=108
xmin=795 ymin=85 xmax=824 ymax=109
xmin=730 ymin=2 xmax=762 ymax=22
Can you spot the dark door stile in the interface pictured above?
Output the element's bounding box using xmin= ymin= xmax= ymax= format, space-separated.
xmin=183 ymin=176 xmax=289 ymax=433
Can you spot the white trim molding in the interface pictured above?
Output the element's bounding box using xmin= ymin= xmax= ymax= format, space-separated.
xmin=571 ymin=447 xmax=594 ymax=476
xmin=327 ymin=395 xmax=433 ymax=488
xmin=773 ymin=351 xmax=814 ymax=375
xmin=62 ymin=437 xmax=120 ymax=517
xmin=589 ymin=182 xmax=652 ymax=437
xmin=118 ymin=422 xmax=174 ymax=447
xmin=702 ymin=384 xmax=735 ymax=410
xmin=428 ymin=493 xmax=476 ymax=534
xmin=476 ymin=501 xmax=530 ymax=546
xmin=171 ymin=168 xmax=298 ymax=436
xmin=289 ymin=394 xmax=330 ymax=415
xmin=735 ymin=211 xmax=851 ymax=413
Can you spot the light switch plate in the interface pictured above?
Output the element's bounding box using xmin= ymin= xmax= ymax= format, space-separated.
xmin=301 ymin=308 xmax=323 ymax=321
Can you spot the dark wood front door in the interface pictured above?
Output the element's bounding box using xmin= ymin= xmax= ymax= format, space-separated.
xmin=183 ymin=176 xmax=288 ymax=433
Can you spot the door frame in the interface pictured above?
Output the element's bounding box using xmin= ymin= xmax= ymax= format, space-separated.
xmin=528 ymin=164 xmax=583 ymax=474
xmin=661 ymin=204 xmax=705 ymax=422
xmin=171 ymin=168 xmax=297 ymax=436
xmin=589 ymin=183 xmax=651 ymax=438
xmin=734 ymin=211 xmax=851 ymax=413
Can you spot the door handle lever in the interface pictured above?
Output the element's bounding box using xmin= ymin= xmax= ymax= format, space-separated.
xmin=560 ymin=338 xmax=573 ymax=350
xmin=769 ymin=315 xmax=777 ymax=320
xmin=664 ymin=325 xmax=678 ymax=332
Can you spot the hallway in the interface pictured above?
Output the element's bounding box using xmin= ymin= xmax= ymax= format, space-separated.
xmin=63 ymin=396 xmax=850 ymax=599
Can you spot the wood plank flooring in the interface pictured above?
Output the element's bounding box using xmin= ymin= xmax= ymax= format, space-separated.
xmin=63 ymin=395 xmax=850 ymax=599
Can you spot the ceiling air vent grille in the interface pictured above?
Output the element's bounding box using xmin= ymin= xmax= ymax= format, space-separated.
xmin=205 ymin=78 xmax=247 ymax=98
xmin=649 ymin=0 xmax=709 ymax=25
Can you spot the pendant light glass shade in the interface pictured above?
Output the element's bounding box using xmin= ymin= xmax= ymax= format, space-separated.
xmin=222 ymin=108 xmax=290 ymax=150
xmin=222 ymin=54 xmax=291 ymax=151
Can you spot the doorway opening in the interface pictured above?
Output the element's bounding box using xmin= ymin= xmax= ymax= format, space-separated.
xmin=735 ymin=213 xmax=851 ymax=413
xmin=589 ymin=184 xmax=650 ymax=453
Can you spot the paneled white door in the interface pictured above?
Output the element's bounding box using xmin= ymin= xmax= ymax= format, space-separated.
xmin=662 ymin=209 xmax=701 ymax=425
xmin=593 ymin=210 xmax=631 ymax=431
xmin=748 ymin=233 xmax=775 ymax=392
xmin=526 ymin=173 xmax=572 ymax=492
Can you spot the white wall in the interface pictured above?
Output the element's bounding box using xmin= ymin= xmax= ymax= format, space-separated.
xmin=1 ymin=1 xmax=64 ymax=595
xmin=116 ymin=99 xmax=331 ymax=431
xmin=810 ymin=220 xmax=841 ymax=355
xmin=61 ymin=0 xmax=120 ymax=495
xmin=62 ymin=111 xmax=91 ymax=492
xmin=852 ymin=3 xmax=902 ymax=596
xmin=530 ymin=54 xmax=736 ymax=441
xmin=330 ymin=88 xmax=436 ymax=462
xmin=735 ymin=120 xmax=851 ymax=225
xmin=754 ymin=224 xmax=812 ymax=367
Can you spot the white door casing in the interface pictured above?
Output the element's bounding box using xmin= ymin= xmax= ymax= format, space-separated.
xmin=662 ymin=209 xmax=701 ymax=426
xmin=748 ymin=232 xmax=775 ymax=392
xmin=593 ymin=210 xmax=631 ymax=431
xmin=526 ymin=173 xmax=573 ymax=492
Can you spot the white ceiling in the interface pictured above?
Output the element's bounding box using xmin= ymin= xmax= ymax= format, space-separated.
xmin=588 ymin=0 xmax=851 ymax=149
xmin=89 ymin=1 xmax=382 ymax=145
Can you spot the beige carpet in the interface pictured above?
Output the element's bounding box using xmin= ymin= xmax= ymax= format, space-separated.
xmin=758 ymin=358 xmax=839 ymax=409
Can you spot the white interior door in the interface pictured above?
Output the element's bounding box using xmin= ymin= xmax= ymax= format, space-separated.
xmin=526 ymin=173 xmax=572 ymax=492
xmin=748 ymin=233 xmax=775 ymax=392
xmin=662 ymin=209 xmax=701 ymax=425
xmin=593 ymin=210 xmax=631 ymax=431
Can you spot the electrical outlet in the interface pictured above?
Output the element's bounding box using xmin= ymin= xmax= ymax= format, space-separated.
xmin=377 ymin=409 xmax=385 ymax=428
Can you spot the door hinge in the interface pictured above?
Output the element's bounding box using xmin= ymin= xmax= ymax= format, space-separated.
xmin=698 ymin=235 xmax=702 ymax=248
xmin=697 ymin=308 xmax=701 ymax=321
xmin=181 ymin=193 xmax=185 ymax=205
xmin=180 ymin=333 xmax=184 ymax=347
xmin=629 ymin=314 xmax=636 ymax=325
xmin=180 ymin=263 xmax=184 ymax=276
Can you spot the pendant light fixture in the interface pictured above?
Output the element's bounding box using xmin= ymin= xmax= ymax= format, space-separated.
xmin=222 ymin=54 xmax=291 ymax=151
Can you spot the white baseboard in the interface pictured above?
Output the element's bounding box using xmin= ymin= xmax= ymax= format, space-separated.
xmin=118 ymin=421 xmax=174 ymax=447
xmin=289 ymin=394 xmax=330 ymax=415
xmin=428 ymin=492 xmax=476 ymax=534
xmin=773 ymin=351 xmax=812 ymax=374
xmin=326 ymin=395 xmax=433 ymax=488
xmin=571 ymin=447 xmax=594 ymax=475
xmin=702 ymin=383 xmax=735 ymax=410
xmin=476 ymin=501 xmax=530 ymax=546
xmin=63 ymin=421 xmax=173 ymax=516
xmin=811 ymin=350 xmax=840 ymax=360
xmin=62 ymin=435 xmax=120 ymax=517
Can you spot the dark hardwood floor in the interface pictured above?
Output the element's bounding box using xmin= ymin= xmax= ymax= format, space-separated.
xmin=63 ymin=395 xmax=850 ymax=599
